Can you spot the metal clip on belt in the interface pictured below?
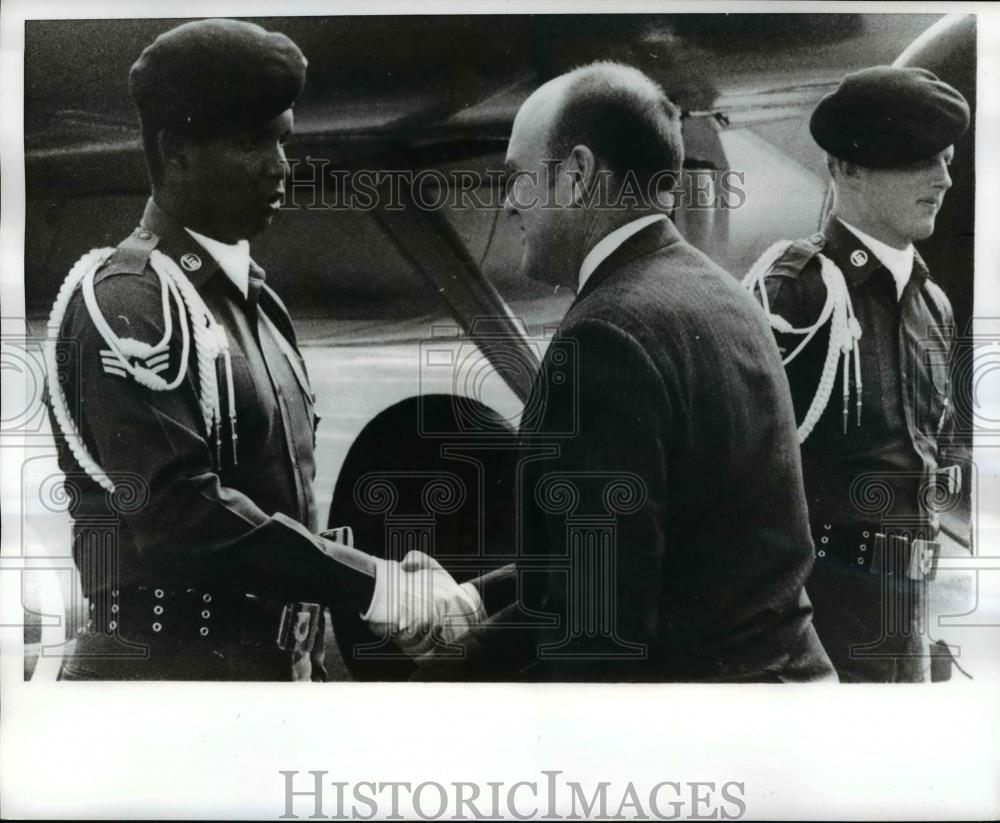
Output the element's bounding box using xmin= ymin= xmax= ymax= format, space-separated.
xmin=277 ymin=602 xmax=322 ymax=652
xmin=271 ymin=525 xmax=354 ymax=652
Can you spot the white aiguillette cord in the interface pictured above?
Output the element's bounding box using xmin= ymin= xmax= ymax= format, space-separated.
xmin=743 ymin=241 xmax=863 ymax=443
xmin=45 ymin=247 xmax=239 ymax=491
xmin=46 ymin=247 xmax=379 ymax=580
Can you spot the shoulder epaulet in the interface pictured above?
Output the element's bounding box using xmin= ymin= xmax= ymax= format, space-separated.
xmin=766 ymin=232 xmax=825 ymax=280
xmin=47 ymin=230 xmax=233 ymax=493
xmin=95 ymin=226 xmax=161 ymax=281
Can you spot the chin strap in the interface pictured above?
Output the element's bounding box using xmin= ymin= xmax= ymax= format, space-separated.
xmin=45 ymin=248 xmax=239 ymax=492
xmin=743 ymin=241 xmax=863 ymax=444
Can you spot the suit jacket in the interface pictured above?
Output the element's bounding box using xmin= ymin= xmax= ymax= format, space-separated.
xmin=420 ymin=218 xmax=835 ymax=682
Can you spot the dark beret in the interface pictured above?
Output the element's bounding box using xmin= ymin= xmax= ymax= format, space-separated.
xmin=810 ymin=66 xmax=969 ymax=168
xmin=129 ymin=18 xmax=307 ymax=135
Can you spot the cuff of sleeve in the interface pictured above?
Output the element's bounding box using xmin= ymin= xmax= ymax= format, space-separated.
xmin=459 ymin=581 xmax=485 ymax=619
xmin=360 ymin=557 xmax=392 ymax=622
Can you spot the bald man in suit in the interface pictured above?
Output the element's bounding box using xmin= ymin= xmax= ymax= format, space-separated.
xmin=414 ymin=62 xmax=835 ymax=682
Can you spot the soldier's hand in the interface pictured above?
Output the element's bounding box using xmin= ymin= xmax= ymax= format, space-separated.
xmin=400 ymin=551 xmax=485 ymax=646
xmin=362 ymin=551 xmax=484 ymax=656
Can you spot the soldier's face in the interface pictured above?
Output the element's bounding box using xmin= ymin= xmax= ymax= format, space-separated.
xmin=855 ymin=146 xmax=954 ymax=248
xmin=177 ymin=109 xmax=293 ymax=242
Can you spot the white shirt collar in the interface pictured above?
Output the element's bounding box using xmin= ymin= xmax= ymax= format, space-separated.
xmin=838 ymin=218 xmax=914 ymax=300
xmin=578 ymin=214 xmax=668 ymax=292
xmin=184 ymin=227 xmax=251 ymax=299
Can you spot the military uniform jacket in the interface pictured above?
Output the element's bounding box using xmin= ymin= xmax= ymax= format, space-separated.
xmin=763 ymin=217 xmax=957 ymax=530
xmin=49 ymin=200 xmax=367 ymax=620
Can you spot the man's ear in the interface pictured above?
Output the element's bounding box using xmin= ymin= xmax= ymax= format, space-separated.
xmin=829 ymin=155 xmax=861 ymax=180
xmin=567 ymin=144 xmax=597 ymax=206
xmin=158 ymin=129 xmax=189 ymax=173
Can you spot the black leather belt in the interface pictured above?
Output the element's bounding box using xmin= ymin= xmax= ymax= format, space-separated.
xmin=811 ymin=524 xmax=939 ymax=581
xmin=86 ymin=586 xmax=322 ymax=653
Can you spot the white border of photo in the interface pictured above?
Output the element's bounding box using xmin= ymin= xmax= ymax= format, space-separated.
xmin=1 ymin=1 xmax=998 ymax=819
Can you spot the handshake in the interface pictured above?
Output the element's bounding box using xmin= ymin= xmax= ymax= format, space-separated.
xmin=361 ymin=551 xmax=486 ymax=657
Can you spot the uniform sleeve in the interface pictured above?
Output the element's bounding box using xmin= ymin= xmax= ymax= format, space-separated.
xmin=524 ymin=319 xmax=670 ymax=663
xmin=760 ymin=260 xmax=831 ymax=425
xmin=60 ymin=271 xmax=373 ymax=610
xmin=762 ymin=264 xmax=827 ymax=350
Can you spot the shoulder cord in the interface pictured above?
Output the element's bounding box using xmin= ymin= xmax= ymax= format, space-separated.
xmin=45 ymin=248 xmax=238 ymax=492
xmin=743 ymin=242 xmax=863 ymax=443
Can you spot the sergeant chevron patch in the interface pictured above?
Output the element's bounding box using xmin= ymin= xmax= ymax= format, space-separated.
xmin=99 ymin=348 xmax=171 ymax=379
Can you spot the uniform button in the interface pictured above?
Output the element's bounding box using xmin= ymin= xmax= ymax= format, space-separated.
xmin=200 ymin=627 xmax=210 ymax=637
xmin=154 ymin=588 xmax=164 ymax=599
xmin=201 ymin=610 xmax=211 ymax=620
xmin=152 ymin=622 xmax=162 ymax=633
xmin=153 ymin=605 xmax=164 ymax=615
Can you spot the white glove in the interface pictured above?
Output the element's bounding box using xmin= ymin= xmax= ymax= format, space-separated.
xmin=411 ymin=553 xmax=485 ymax=645
xmin=361 ymin=551 xmax=485 ymax=656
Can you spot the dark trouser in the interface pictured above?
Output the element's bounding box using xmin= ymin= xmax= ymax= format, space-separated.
xmin=807 ymin=525 xmax=937 ymax=683
xmin=58 ymin=632 xmax=315 ymax=681
xmin=411 ymin=595 xmax=839 ymax=683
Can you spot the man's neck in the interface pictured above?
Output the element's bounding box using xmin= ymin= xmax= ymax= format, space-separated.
xmin=577 ymin=211 xmax=667 ymax=292
xmin=832 ymin=205 xmax=908 ymax=250
xmin=152 ymin=190 xmax=237 ymax=245
xmin=583 ymin=210 xmax=654 ymax=258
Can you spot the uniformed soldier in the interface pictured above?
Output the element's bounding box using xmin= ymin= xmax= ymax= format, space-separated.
xmin=45 ymin=18 xmax=481 ymax=680
xmin=744 ymin=66 xmax=970 ymax=682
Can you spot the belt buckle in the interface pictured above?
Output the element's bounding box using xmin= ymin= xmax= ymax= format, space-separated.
xmin=277 ymin=602 xmax=321 ymax=652
xmin=908 ymin=539 xmax=940 ymax=582
xmin=870 ymin=533 xmax=910 ymax=577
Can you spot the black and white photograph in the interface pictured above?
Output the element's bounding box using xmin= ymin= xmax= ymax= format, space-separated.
xmin=1 ymin=1 xmax=998 ymax=819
